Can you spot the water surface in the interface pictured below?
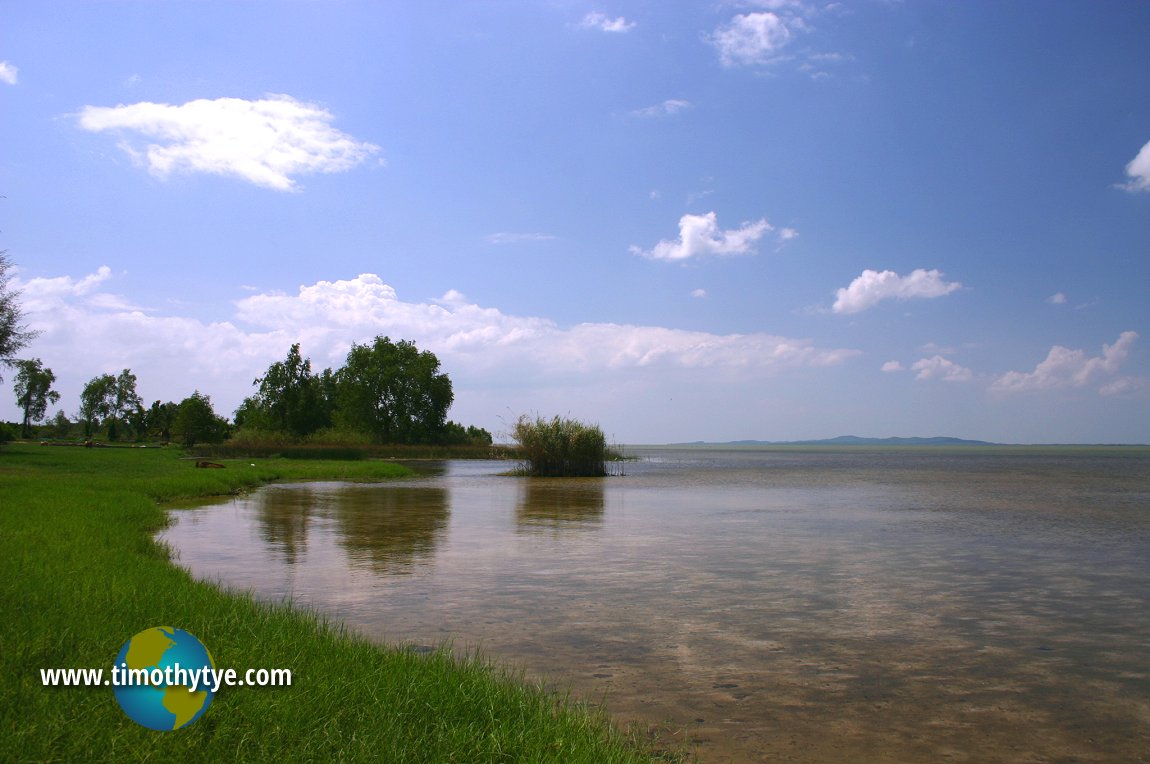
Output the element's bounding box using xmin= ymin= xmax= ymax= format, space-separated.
xmin=161 ymin=447 xmax=1150 ymax=762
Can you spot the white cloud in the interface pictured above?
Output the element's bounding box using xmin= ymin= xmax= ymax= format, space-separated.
xmin=992 ymin=332 xmax=1141 ymax=395
xmin=632 ymin=99 xmax=691 ymax=118
xmin=881 ymin=360 xmax=904 ymax=373
xmin=579 ymin=12 xmax=635 ymax=33
xmin=75 ymin=95 xmax=380 ymax=191
xmin=230 ymin=274 xmax=857 ymax=374
xmin=711 ymin=12 xmax=795 ymax=67
xmin=17 ymin=266 xmax=115 ymax=311
xmin=1121 ymin=139 xmax=1150 ymax=192
xmin=0 ymin=61 xmax=17 ymax=85
xmin=630 ymin=211 xmax=789 ymax=261
xmin=12 ymin=269 xmax=860 ymax=426
xmin=485 ymin=232 xmax=556 ymax=245
xmin=912 ymin=355 xmax=973 ymax=383
xmin=1047 ymin=292 xmax=1067 ymax=305
xmin=690 ymin=288 xmax=708 ymax=299
xmin=832 ymin=268 xmax=962 ymax=314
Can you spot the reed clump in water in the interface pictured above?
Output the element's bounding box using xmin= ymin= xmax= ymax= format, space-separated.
xmin=512 ymin=415 xmax=609 ymax=477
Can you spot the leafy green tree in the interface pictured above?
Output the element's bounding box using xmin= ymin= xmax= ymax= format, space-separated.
xmin=79 ymin=373 xmax=116 ymax=438
xmin=111 ymin=369 xmax=143 ymax=440
xmin=172 ymin=391 xmax=228 ymax=447
xmin=0 ymin=252 xmax=38 ymax=382
xmin=333 ymin=336 xmax=453 ymax=444
xmin=440 ymin=420 xmax=494 ymax=446
xmin=79 ymin=369 xmax=142 ymax=440
xmin=242 ymin=343 xmax=331 ymax=437
xmin=13 ymin=358 xmax=60 ymax=438
xmin=48 ymin=410 xmax=73 ymax=438
xmin=147 ymin=400 xmax=178 ymax=442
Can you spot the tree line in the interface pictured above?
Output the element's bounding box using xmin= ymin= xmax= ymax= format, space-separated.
xmin=6 ymin=339 xmax=490 ymax=448
xmin=1 ymin=253 xmax=489 ymax=448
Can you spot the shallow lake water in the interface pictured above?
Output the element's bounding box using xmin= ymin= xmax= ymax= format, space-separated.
xmin=160 ymin=447 xmax=1150 ymax=762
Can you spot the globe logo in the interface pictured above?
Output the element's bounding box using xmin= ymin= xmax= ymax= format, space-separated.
xmin=112 ymin=626 xmax=217 ymax=731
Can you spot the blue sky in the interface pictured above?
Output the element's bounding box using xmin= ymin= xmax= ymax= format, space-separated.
xmin=2 ymin=0 xmax=1148 ymax=443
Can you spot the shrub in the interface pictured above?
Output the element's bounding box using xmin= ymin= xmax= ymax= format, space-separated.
xmin=512 ymin=415 xmax=608 ymax=477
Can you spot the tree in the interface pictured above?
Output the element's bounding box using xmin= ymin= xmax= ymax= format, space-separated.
xmin=0 ymin=252 xmax=38 ymax=382
xmin=242 ymin=343 xmax=331 ymax=437
xmin=79 ymin=369 xmax=141 ymax=440
xmin=79 ymin=373 xmax=116 ymax=438
xmin=172 ymin=391 xmax=227 ymax=447
xmin=13 ymin=358 xmax=60 ymax=438
xmin=146 ymin=400 xmax=178 ymax=442
xmin=439 ymin=420 xmax=494 ymax=446
xmin=333 ymin=336 xmax=453 ymax=444
xmin=112 ymin=369 xmax=143 ymax=440
xmin=48 ymin=410 xmax=73 ymax=438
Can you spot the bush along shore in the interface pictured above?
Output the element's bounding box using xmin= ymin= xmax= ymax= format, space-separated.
xmin=0 ymin=443 xmax=661 ymax=762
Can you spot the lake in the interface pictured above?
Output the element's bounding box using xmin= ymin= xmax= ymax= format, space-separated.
xmin=160 ymin=446 xmax=1150 ymax=762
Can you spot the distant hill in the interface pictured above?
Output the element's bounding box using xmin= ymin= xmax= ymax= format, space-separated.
xmin=683 ymin=435 xmax=999 ymax=447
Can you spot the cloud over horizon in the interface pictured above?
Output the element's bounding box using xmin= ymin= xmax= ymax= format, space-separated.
xmin=832 ymin=268 xmax=962 ymax=314
xmin=76 ymin=95 xmax=380 ymax=191
xmin=992 ymin=331 xmax=1141 ymax=395
xmin=12 ymin=268 xmax=860 ymax=425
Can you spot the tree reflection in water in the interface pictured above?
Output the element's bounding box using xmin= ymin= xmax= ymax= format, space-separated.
xmin=254 ymin=484 xmax=317 ymax=565
xmin=255 ymin=483 xmax=450 ymax=574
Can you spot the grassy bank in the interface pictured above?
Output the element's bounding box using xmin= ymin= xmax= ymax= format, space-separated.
xmin=0 ymin=444 xmax=657 ymax=762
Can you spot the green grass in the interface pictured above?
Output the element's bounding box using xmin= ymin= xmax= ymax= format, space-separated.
xmin=0 ymin=444 xmax=661 ymax=762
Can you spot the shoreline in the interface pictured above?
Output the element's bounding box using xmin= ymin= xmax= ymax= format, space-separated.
xmin=0 ymin=443 xmax=662 ymax=762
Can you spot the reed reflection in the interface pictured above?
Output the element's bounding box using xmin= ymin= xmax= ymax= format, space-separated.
xmin=515 ymin=479 xmax=605 ymax=534
xmin=330 ymin=485 xmax=450 ymax=574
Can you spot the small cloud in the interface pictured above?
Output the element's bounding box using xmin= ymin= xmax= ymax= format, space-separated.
xmin=710 ymin=12 xmax=802 ymax=67
xmin=630 ymin=211 xmax=791 ymax=262
xmin=919 ymin=341 xmax=956 ymax=355
xmin=631 ymin=99 xmax=691 ymax=118
xmin=912 ymin=355 xmax=973 ymax=383
xmin=881 ymin=360 xmax=904 ymax=373
xmin=992 ymin=331 xmax=1141 ymax=395
xmin=485 ymin=232 xmax=556 ymax=245
xmin=76 ymin=95 xmax=380 ymax=191
xmin=579 ymin=11 xmax=636 ymax=33
xmin=648 ymin=190 xmax=661 ymax=200
xmin=1047 ymin=292 xmax=1067 ymax=305
xmin=778 ymin=227 xmax=799 ymax=241
xmin=0 ymin=61 xmax=18 ymax=85
xmin=832 ymin=268 xmax=962 ymax=314
xmin=434 ymin=289 xmax=469 ymax=306
xmin=690 ymin=288 xmax=708 ymax=299
xmin=686 ymin=188 xmax=715 ymax=205
xmin=1120 ymin=139 xmax=1150 ymax=192
xmin=124 ymin=74 xmax=142 ymax=88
